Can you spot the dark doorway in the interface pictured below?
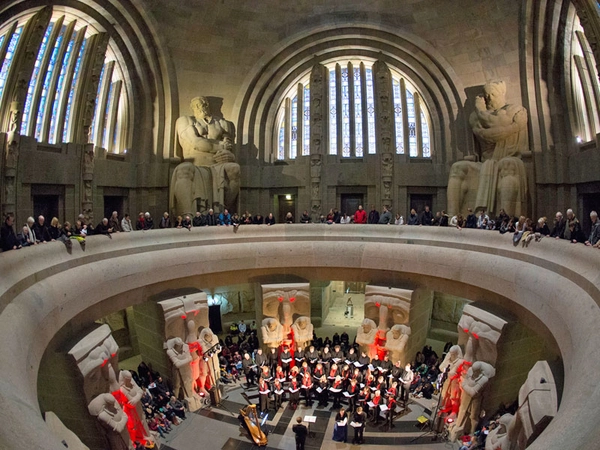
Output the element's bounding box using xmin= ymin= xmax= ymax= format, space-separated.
xmin=341 ymin=194 xmax=363 ymax=217
xmin=277 ymin=194 xmax=296 ymax=223
xmin=104 ymin=196 xmax=124 ymax=221
xmin=410 ymin=194 xmax=433 ymax=216
xmin=33 ymin=195 xmax=59 ymax=222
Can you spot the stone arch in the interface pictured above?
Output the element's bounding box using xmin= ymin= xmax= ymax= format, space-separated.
xmin=233 ymin=24 xmax=471 ymax=165
xmin=0 ymin=0 xmax=178 ymax=161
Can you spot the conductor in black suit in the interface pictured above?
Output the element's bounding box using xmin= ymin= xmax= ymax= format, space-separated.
xmin=292 ymin=416 xmax=308 ymax=450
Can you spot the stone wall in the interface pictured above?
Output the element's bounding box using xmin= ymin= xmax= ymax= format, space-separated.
xmin=428 ymin=291 xmax=470 ymax=343
xmin=404 ymin=287 xmax=434 ymax=365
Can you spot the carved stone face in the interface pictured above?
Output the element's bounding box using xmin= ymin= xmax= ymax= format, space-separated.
xmin=483 ymin=84 xmax=505 ymax=110
xmin=191 ymin=96 xmax=211 ymax=119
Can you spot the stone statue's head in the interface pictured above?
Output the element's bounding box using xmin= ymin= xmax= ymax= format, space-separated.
xmin=483 ymin=80 xmax=506 ymax=109
xmin=390 ymin=324 xmax=411 ymax=339
xmin=190 ymin=96 xmax=211 ymax=117
xmin=119 ymin=370 xmax=133 ymax=386
xmin=448 ymin=344 xmax=463 ymax=361
xmin=361 ymin=318 xmax=376 ymax=333
xmin=200 ymin=327 xmax=216 ymax=343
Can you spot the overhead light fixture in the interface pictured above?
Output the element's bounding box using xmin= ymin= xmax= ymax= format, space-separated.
xmin=576 ymin=136 xmax=582 ymax=143
xmin=285 ymin=194 xmax=292 ymax=200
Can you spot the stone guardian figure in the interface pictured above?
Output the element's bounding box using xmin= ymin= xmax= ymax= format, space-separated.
xmin=171 ymin=96 xmax=240 ymax=215
xmin=447 ymin=81 xmax=528 ymax=217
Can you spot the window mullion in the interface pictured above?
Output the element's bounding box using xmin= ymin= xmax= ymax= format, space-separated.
xmin=0 ymin=23 xmax=18 ymax=69
xmin=414 ymin=92 xmax=423 ymax=157
xmin=93 ymin=61 xmax=114 ymax=147
xmin=72 ymin=32 xmax=108 ymax=144
xmin=336 ymin=63 xmax=342 ymax=156
xmin=400 ymin=78 xmax=410 ymax=156
xmin=41 ymin=20 xmax=75 ymax=143
xmin=284 ymin=97 xmax=291 ymax=159
xmin=296 ymin=82 xmax=303 ymax=158
xmin=105 ymin=80 xmax=122 ymax=153
xmin=26 ymin=15 xmax=64 ymax=137
xmin=54 ymin=26 xmax=86 ymax=144
xmin=360 ymin=62 xmax=369 ymax=154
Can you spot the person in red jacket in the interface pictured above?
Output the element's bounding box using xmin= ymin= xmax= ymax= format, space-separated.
xmin=354 ymin=205 xmax=367 ymax=224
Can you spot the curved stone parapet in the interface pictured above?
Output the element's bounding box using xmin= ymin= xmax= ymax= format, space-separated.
xmin=0 ymin=225 xmax=599 ymax=449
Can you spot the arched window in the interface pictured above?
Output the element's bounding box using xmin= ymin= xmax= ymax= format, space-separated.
xmin=0 ymin=9 xmax=129 ymax=153
xmin=275 ymin=78 xmax=311 ymax=160
xmin=275 ymin=59 xmax=432 ymax=160
xmin=570 ymin=14 xmax=600 ymax=143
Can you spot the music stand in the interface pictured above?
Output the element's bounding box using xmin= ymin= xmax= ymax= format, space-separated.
xmin=304 ymin=415 xmax=317 ymax=438
xmin=205 ymin=343 xmax=235 ymax=416
xmin=410 ymin=367 xmax=449 ymax=443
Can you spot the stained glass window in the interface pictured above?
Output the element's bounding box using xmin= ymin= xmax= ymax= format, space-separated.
xmin=329 ymin=69 xmax=337 ymax=155
xmin=365 ymin=67 xmax=376 ymax=154
xmin=276 ymin=60 xmax=433 ymax=160
xmin=36 ymin=28 xmax=64 ymax=141
xmin=406 ymin=90 xmax=417 ymax=157
xmin=63 ymin=38 xmax=86 ymax=142
xmin=341 ymin=68 xmax=351 ymax=157
xmin=353 ymin=68 xmax=364 ymax=157
xmin=102 ymin=81 xmax=114 ymax=149
xmin=0 ymin=27 xmax=23 ymax=105
xmin=277 ymin=121 xmax=285 ymax=161
xmin=303 ymin=84 xmax=310 ymax=156
xmin=49 ymin=30 xmax=77 ymax=144
xmin=22 ymin=24 xmax=53 ymax=134
xmin=393 ymin=79 xmax=404 ymax=154
xmin=421 ymin=111 xmax=430 ymax=157
xmin=290 ymin=96 xmax=297 ymax=159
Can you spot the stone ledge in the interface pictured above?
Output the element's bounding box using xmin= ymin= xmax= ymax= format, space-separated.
xmin=0 ymin=225 xmax=599 ymax=449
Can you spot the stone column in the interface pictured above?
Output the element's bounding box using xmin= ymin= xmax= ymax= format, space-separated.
xmin=309 ymin=63 xmax=327 ymax=222
xmin=373 ymin=60 xmax=394 ymax=209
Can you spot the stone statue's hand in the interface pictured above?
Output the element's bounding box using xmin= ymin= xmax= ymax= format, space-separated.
xmin=475 ymin=96 xmax=486 ymax=111
xmin=215 ymin=149 xmax=235 ymax=163
xmin=221 ymin=138 xmax=233 ymax=152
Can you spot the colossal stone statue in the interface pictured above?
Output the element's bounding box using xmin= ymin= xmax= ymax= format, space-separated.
xmin=450 ymin=361 xmax=496 ymax=440
xmin=170 ymin=96 xmax=240 ymax=215
xmin=262 ymin=283 xmax=311 ymax=336
xmin=356 ymin=318 xmax=378 ymax=357
xmin=485 ymin=361 xmax=557 ymax=450
xmin=87 ymin=393 xmax=133 ymax=450
xmin=447 ymin=81 xmax=528 ymax=217
xmin=118 ymin=371 xmax=154 ymax=446
xmin=261 ymin=318 xmax=284 ymax=349
xmin=439 ymin=345 xmax=466 ymax=416
xmin=166 ymin=337 xmax=203 ymax=410
xmin=199 ymin=326 xmax=221 ymax=387
xmin=291 ymin=316 xmax=314 ymax=350
xmin=364 ymin=286 xmax=412 ymax=334
xmin=457 ymin=305 xmax=506 ymax=366
xmin=384 ymin=324 xmax=411 ymax=365
xmin=69 ymin=324 xmax=120 ymax=403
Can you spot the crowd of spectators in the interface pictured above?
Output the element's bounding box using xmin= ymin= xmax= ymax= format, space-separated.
xmin=2 ymin=204 xmax=599 ymax=253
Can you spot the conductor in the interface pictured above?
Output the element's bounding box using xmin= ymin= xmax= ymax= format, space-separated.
xmin=292 ymin=416 xmax=308 ymax=450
